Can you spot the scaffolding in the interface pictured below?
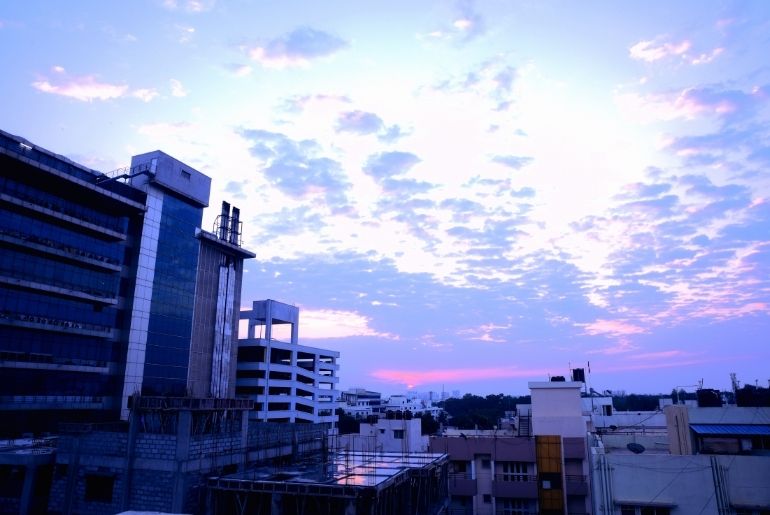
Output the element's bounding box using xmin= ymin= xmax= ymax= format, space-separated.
xmin=207 ymin=450 xmax=449 ymax=515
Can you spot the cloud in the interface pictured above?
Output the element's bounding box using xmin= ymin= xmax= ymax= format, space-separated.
xmin=422 ymin=0 xmax=486 ymax=43
xmin=433 ymin=60 xmax=517 ymax=111
xmin=300 ymin=308 xmax=398 ymax=339
xmin=579 ymin=319 xmax=646 ymax=337
xmin=240 ymin=128 xmax=350 ymax=208
xmin=32 ymin=69 xmax=128 ymax=102
xmin=364 ymin=151 xmax=420 ymax=179
xmin=615 ymin=84 xmax=767 ymax=123
xmin=629 ymin=38 xmax=692 ymax=62
xmin=170 ymin=79 xmax=188 ymax=97
xmin=282 ymin=93 xmax=351 ymax=113
xmin=492 ymin=155 xmax=533 ymax=170
xmin=131 ymin=88 xmax=159 ymax=102
xmin=457 ymin=322 xmax=511 ymax=343
xmin=224 ymin=180 xmax=247 ymax=199
xmin=32 ymin=67 xmax=160 ymax=103
xmin=175 ymin=24 xmax=195 ymax=44
xmin=336 ymin=110 xmax=384 ymax=135
xmin=371 ymin=366 xmax=548 ymax=388
xmin=248 ymin=27 xmax=347 ymax=68
xmin=629 ymin=37 xmax=725 ymax=66
xmin=162 ymin=0 xmax=215 ymax=13
xmin=226 ymin=63 xmax=253 ymax=77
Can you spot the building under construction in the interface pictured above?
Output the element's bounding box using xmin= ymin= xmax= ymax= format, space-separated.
xmin=207 ymin=450 xmax=449 ymax=515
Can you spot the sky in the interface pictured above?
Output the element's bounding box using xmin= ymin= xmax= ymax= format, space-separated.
xmin=2 ymin=1 xmax=769 ymax=397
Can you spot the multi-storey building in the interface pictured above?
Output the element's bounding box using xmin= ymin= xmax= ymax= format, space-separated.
xmin=0 ymin=130 xmax=254 ymax=435
xmin=430 ymin=380 xmax=591 ymax=515
xmin=236 ymin=299 xmax=339 ymax=424
xmin=340 ymin=387 xmax=385 ymax=418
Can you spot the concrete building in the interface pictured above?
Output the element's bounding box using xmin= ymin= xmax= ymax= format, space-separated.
xmin=590 ymin=404 xmax=770 ymax=514
xmin=236 ymin=299 xmax=339 ymax=424
xmin=207 ymin=451 xmax=449 ymax=515
xmin=430 ymin=380 xmax=591 ymax=515
xmin=340 ymin=387 xmax=385 ymax=418
xmin=336 ymin=416 xmax=428 ymax=453
xmin=42 ymin=397 xmax=330 ymax=515
xmin=385 ymin=394 xmax=443 ymax=419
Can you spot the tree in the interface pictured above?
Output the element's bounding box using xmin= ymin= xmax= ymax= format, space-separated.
xmin=419 ymin=413 xmax=440 ymax=435
xmin=335 ymin=408 xmax=359 ymax=434
xmin=439 ymin=393 xmax=530 ymax=430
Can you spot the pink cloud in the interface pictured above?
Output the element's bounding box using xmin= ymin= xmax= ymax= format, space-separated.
xmin=32 ymin=67 xmax=158 ymax=103
xmin=371 ymin=366 xmax=550 ymax=388
xmin=32 ymin=75 xmax=128 ymax=102
xmin=629 ymin=38 xmax=691 ymax=62
xmin=579 ymin=319 xmax=646 ymax=337
xmin=587 ymin=340 xmax=639 ymax=356
xmin=616 ymin=87 xmax=739 ymax=123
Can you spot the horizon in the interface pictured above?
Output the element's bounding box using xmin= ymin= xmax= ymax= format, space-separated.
xmin=2 ymin=1 xmax=769 ymax=397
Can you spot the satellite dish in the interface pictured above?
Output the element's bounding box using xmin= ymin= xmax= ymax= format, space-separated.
xmin=627 ymin=442 xmax=646 ymax=454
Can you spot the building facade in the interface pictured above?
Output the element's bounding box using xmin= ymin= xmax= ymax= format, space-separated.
xmin=236 ymin=299 xmax=339 ymax=424
xmin=590 ymin=404 xmax=770 ymax=514
xmin=0 ymin=130 xmax=254 ymax=435
xmin=430 ymin=380 xmax=591 ymax=515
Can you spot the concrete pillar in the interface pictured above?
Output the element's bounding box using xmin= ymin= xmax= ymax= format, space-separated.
xmin=62 ymin=436 xmax=81 ymax=515
xmin=18 ymin=464 xmax=36 ymax=515
xmin=171 ymin=410 xmax=192 ymax=513
xmin=122 ymin=409 xmax=141 ymax=510
xmin=271 ymin=493 xmax=282 ymax=515
xmin=238 ymin=410 xmax=249 ymax=471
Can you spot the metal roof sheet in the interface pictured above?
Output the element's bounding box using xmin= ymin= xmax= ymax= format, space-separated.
xmin=690 ymin=424 xmax=770 ymax=436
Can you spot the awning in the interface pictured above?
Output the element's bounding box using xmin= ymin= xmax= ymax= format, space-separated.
xmin=690 ymin=424 xmax=770 ymax=436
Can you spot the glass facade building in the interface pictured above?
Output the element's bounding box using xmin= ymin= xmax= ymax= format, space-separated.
xmin=0 ymin=130 xmax=254 ymax=436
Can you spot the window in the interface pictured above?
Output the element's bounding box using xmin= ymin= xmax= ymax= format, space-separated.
xmin=477 ymin=454 xmax=491 ymax=469
xmin=393 ymin=429 xmax=404 ymax=439
xmin=499 ymin=498 xmax=535 ymax=515
xmin=620 ymin=506 xmax=671 ymax=515
xmin=483 ymin=494 xmax=492 ymax=504
xmin=181 ymin=170 xmax=191 ymax=180
xmin=85 ymin=474 xmax=114 ymax=503
xmin=501 ymin=461 xmax=531 ymax=481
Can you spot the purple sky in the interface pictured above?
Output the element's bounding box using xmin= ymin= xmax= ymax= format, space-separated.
xmin=2 ymin=1 xmax=769 ymax=396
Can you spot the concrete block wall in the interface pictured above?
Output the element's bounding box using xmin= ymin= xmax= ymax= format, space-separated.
xmin=128 ymin=469 xmax=175 ymax=512
xmin=189 ymin=433 xmax=243 ymax=457
xmin=135 ymin=433 xmax=176 ymax=461
xmin=48 ymin=462 xmax=127 ymax=515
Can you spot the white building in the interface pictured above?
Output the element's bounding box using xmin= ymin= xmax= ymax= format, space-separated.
xmin=236 ymin=299 xmax=338 ymax=424
xmin=335 ymin=417 xmax=428 ymax=453
xmin=384 ymin=394 xmax=442 ymax=419
xmin=340 ymin=387 xmax=384 ymax=418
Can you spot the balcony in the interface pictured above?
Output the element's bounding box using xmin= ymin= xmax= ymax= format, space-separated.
xmin=0 ymin=227 xmax=121 ymax=271
xmin=0 ymin=272 xmax=117 ymax=305
xmin=0 ymin=310 xmax=115 ymax=338
xmin=563 ymin=437 xmax=586 ymax=459
xmin=565 ymin=474 xmax=588 ymax=496
xmin=0 ymin=191 xmax=126 ymax=240
xmin=448 ymin=473 xmax=477 ymax=496
xmin=0 ymin=395 xmax=110 ymax=410
xmin=492 ymin=474 xmax=539 ymax=498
